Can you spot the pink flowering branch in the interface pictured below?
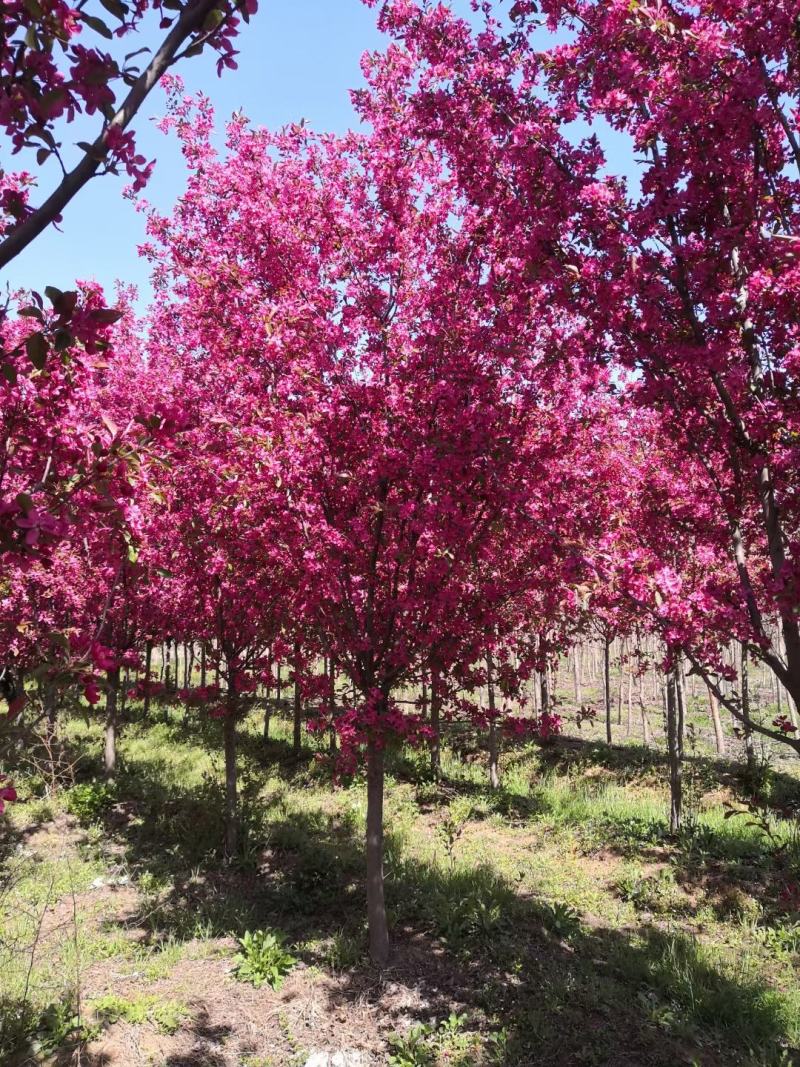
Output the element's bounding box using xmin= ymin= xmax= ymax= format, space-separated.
xmin=0 ymin=0 xmax=252 ymax=269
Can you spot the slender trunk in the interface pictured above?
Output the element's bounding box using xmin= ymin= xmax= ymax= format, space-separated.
xmin=223 ymin=707 xmax=238 ymax=861
xmin=276 ymin=661 xmax=282 ymax=709
xmin=430 ymin=667 xmax=441 ymax=780
xmin=573 ymin=646 xmax=582 ymax=705
xmin=293 ymin=642 xmax=302 ymax=755
xmin=263 ymin=656 xmax=271 ymax=741
xmin=540 ymin=668 xmax=550 ymax=715
xmin=200 ymin=642 xmax=207 ymax=689
xmin=329 ymin=657 xmax=337 ymax=754
xmin=604 ymin=636 xmax=612 ymax=744
xmin=487 ymin=653 xmax=500 ymax=790
xmin=44 ymin=679 xmax=57 ymax=739
xmin=626 ymin=662 xmax=633 ymax=735
xmin=104 ymin=667 xmax=120 ymax=777
xmin=166 ymin=641 xmax=174 ymax=690
xmin=420 ymin=676 xmax=428 ymax=721
xmin=666 ymin=671 xmax=683 ymax=833
xmin=638 ymin=672 xmax=652 ymax=745
xmin=366 ymin=739 xmax=389 ymax=966
xmin=616 ymin=641 xmax=624 ymax=726
xmin=141 ymin=640 xmax=152 ymax=720
xmin=741 ymin=643 xmax=756 ymax=772
xmin=708 ymin=687 xmax=725 ymax=755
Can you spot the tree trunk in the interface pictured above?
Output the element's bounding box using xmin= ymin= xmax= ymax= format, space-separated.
xmin=143 ymin=640 xmax=153 ymax=719
xmin=487 ymin=653 xmax=500 ymax=790
xmin=540 ymin=667 xmax=550 ymax=715
xmin=200 ymin=642 xmax=206 ymax=689
xmin=164 ymin=640 xmax=172 ymax=690
xmin=708 ymin=687 xmax=725 ymax=755
xmin=616 ymin=641 xmax=624 ymax=725
xmin=740 ymin=643 xmax=756 ymax=772
xmin=638 ymin=672 xmax=652 ymax=745
xmin=666 ymin=671 xmax=683 ymax=833
xmin=604 ymin=636 xmax=612 ymax=744
xmin=223 ymin=707 xmax=238 ymax=861
xmin=263 ymin=656 xmax=271 ymax=741
xmin=573 ymin=646 xmax=582 ymax=705
xmin=293 ymin=641 xmax=302 ymax=755
xmin=329 ymin=657 xmax=337 ymax=754
xmin=366 ymin=740 xmax=389 ymax=966
xmin=104 ymin=667 xmax=120 ymax=777
xmin=430 ymin=667 xmax=441 ymax=780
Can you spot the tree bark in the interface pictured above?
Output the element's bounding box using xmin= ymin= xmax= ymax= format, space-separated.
xmin=329 ymin=657 xmax=338 ymax=755
xmin=293 ymin=641 xmax=302 ymax=755
xmin=638 ymin=672 xmax=652 ymax=745
xmin=143 ymin=640 xmax=153 ymax=719
xmin=430 ymin=667 xmax=441 ymax=780
xmin=604 ymin=635 xmax=612 ymax=744
xmin=666 ymin=671 xmax=683 ymax=833
xmin=708 ymin=687 xmax=725 ymax=755
xmin=740 ymin=643 xmax=756 ymax=773
xmin=104 ymin=667 xmax=120 ymax=777
xmin=366 ymin=739 xmax=389 ymax=966
xmin=487 ymin=653 xmax=500 ymax=790
xmin=263 ymin=656 xmax=271 ymax=741
xmin=540 ymin=667 xmax=550 ymax=715
xmin=223 ymin=706 xmax=238 ymax=861
xmin=573 ymin=645 xmax=582 ymax=705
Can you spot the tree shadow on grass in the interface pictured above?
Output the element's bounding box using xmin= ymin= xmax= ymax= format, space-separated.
xmin=86 ymin=764 xmax=798 ymax=1067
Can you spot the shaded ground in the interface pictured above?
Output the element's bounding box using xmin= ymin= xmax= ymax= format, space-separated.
xmin=1 ymin=706 xmax=799 ymax=1066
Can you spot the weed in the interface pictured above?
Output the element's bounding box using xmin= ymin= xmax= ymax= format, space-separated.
xmin=64 ymin=779 xmax=117 ymax=824
xmin=91 ymin=992 xmax=188 ymax=1034
xmin=233 ymin=929 xmax=298 ymax=989
xmin=540 ymin=900 xmax=583 ymax=940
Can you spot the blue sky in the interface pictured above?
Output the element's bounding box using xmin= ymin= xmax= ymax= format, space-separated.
xmin=5 ymin=0 xmax=392 ymax=300
xmin=4 ymin=0 xmax=635 ymax=305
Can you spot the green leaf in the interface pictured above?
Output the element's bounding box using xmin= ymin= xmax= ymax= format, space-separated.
xmin=99 ymin=0 xmax=129 ymax=19
xmin=81 ymin=12 xmax=114 ymax=37
xmin=202 ymin=7 xmax=225 ymax=31
xmin=1 ymin=362 xmax=18 ymax=386
xmin=91 ymin=307 xmax=124 ymax=325
xmin=15 ymin=492 xmax=34 ymax=513
xmin=25 ymin=332 xmax=48 ymax=370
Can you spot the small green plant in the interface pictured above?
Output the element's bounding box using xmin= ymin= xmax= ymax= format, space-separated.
xmin=540 ymin=900 xmax=582 ymax=939
xmin=91 ymin=993 xmax=188 ymax=1035
xmin=755 ymin=922 xmax=800 ymax=959
xmin=616 ymin=867 xmax=683 ymax=916
xmin=387 ymin=1023 xmax=436 ymax=1067
xmin=233 ymin=929 xmax=297 ymax=989
xmin=322 ymin=927 xmax=363 ymax=971
xmin=32 ymin=999 xmax=99 ymax=1055
xmin=65 ymin=779 xmax=116 ymax=824
xmin=387 ymin=1015 xmax=474 ymax=1067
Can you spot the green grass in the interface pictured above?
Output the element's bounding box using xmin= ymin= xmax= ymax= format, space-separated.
xmin=1 ymin=698 xmax=799 ymax=1065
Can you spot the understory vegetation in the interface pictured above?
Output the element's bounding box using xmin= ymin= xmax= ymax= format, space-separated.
xmin=2 ymin=682 xmax=799 ymax=1067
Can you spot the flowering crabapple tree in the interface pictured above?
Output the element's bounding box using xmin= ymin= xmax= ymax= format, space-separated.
xmin=370 ymin=0 xmax=800 ymax=756
xmin=135 ymin=299 xmax=301 ymax=860
xmin=140 ymin=63 xmax=627 ymax=961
